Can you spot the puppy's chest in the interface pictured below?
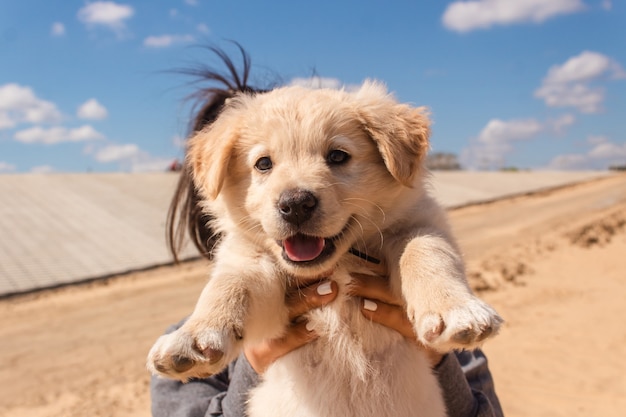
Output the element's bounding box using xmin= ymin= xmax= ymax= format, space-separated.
xmin=302 ymin=259 xmax=404 ymax=358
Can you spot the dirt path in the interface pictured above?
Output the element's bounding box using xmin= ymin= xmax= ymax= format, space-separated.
xmin=1 ymin=173 xmax=625 ymax=417
xmin=450 ymin=174 xmax=626 ymax=417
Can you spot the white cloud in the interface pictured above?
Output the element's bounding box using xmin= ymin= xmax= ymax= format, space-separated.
xmin=535 ymin=82 xmax=604 ymax=113
xmin=0 ymin=162 xmax=16 ymax=173
xmin=477 ymin=118 xmax=543 ymax=144
xmin=31 ymin=165 xmax=55 ymax=174
xmin=14 ymin=125 xmax=105 ymax=144
xmin=547 ymin=136 xmax=626 ymax=169
xmin=77 ymin=98 xmax=108 ymax=120
xmin=535 ymin=51 xmax=626 ymax=113
xmin=93 ymin=143 xmax=139 ymax=162
xmin=143 ymin=34 xmax=195 ymax=48
xmin=0 ymin=112 xmax=14 ymax=129
xmin=588 ymin=141 xmax=626 ymax=159
xmin=587 ymin=135 xmax=609 ymax=145
xmin=172 ymin=135 xmax=186 ymax=149
xmin=89 ymin=143 xmax=174 ymax=171
xmin=129 ymin=157 xmax=177 ymax=172
xmin=0 ymin=83 xmax=62 ymax=129
xmin=77 ymin=1 xmax=134 ymax=36
xmin=185 ymin=0 xmax=199 ymax=5
xmin=289 ymin=76 xmax=343 ymax=90
xmin=461 ymin=116 xmax=577 ymax=169
xmin=547 ymin=153 xmax=588 ymax=170
xmin=442 ymin=0 xmax=585 ymax=33
xmin=196 ymin=23 xmax=210 ymax=34
xmin=542 ymin=50 xmax=626 ymax=85
xmin=548 ymin=113 xmax=576 ymax=133
xmin=51 ymin=22 xmax=66 ymax=36
xmin=602 ymin=0 xmax=612 ymax=11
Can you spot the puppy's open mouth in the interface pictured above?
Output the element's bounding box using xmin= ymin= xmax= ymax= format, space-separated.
xmin=280 ymin=234 xmax=336 ymax=264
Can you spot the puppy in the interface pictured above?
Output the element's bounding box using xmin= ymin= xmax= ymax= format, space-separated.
xmin=148 ymin=81 xmax=502 ymax=417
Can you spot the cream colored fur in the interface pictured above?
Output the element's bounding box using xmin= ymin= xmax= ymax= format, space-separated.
xmin=147 ymin=81 xmax=502 ymax=417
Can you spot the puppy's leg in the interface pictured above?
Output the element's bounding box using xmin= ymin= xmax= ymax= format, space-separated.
xmin=147 ymin=254 xmax=288 ymax=381
xmin=398 ymin=232 xmax=503 ymax=352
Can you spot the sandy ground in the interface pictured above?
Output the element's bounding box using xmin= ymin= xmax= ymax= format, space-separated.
xmin=1 ymin=173 xmax=625 ymax=417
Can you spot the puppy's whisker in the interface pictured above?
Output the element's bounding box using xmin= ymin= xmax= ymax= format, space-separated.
xmin=326 ymin=180 xmax=351 ymax=188
xmin=341 ymin=200 xmax=384 ymax=239
xmin=349 ymin=213 xmax=384 ymax=251
xmin=237 ymin=218 xmax=267 ymax=247
xmin=238 ymin=217 xmax=262 ymax=234
xmin=351 ymin=215 xmax=365 ymax=237
xmin=347 ymin=219 xmax=368 ymax=255
xmin=342 ymin=198 xmax=386 ymax=223
xmin=348 ymin=216 xmax=374 ymax=254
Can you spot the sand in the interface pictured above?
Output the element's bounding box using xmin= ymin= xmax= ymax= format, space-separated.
xmin=1 ymin=173 xmax=625 ymax=417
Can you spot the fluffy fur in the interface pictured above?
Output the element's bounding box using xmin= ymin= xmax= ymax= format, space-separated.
xmin=148 ymin=81 xmax=502 ymax=417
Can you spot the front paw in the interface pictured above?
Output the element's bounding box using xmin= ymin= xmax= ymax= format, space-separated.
xmin=147 ymin=325 xmax=241 ymax=381
xmin=412 ymin=297 xmax=503 ymax=352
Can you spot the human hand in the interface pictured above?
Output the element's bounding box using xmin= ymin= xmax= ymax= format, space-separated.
xmin=244 ymin=279 xmax=338 ymax=374
xmin=349 ymin=273 xmax=444 ymax=368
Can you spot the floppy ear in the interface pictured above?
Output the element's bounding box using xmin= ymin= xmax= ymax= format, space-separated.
xmin=355 ymin=81 xmax=431 ymax=187
xmin=187 ymin=118 xmax=238 ymax=200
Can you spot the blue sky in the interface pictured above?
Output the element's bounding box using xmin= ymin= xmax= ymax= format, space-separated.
xmin=1 ymin=0 xmax=625 ymax=173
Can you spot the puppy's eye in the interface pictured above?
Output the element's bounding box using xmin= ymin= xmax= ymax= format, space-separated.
xmin=327 ymin=149 xmax=350 ymax=165
xmin=255 ymin=156 xmax=273 ymax=172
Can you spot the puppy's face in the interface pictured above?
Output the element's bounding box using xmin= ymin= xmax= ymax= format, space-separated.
xmin=189 ymin=81 xmax=430 ymax=277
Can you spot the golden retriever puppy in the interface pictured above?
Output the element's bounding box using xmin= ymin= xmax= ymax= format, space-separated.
xmin=148 ymin=81 xmax=502 ymax=417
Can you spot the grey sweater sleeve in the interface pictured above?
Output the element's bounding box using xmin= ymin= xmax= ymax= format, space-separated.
xmin=150 ymin=323 xmax=503 ymax=417
xmin=435 ymin=350 xmax=504 ymax=417
xmin=151 ymin=353 xmax=258 ymax=417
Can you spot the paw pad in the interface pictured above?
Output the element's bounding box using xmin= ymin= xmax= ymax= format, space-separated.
xmin=200 ymin=346 xmax=225 ymax=364
xmin=171 ymin=355 xmax=195 ymax=373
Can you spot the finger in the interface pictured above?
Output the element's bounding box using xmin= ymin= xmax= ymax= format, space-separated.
xmin=360 ymin=298 xmax=444 ymax=367
xmin=360 ymin=298 xmax=416 ymax=340
xmin=349 ymin=274 xmax=403 ymax=306
xmin=354 ymin=257 xmax=388 ymax=276
xmin=245 ymin=321 xmax=317 ymax=374
xmin=286 ymin=280 xmax=338 ymax=319
xmin=267 ymin=321 xmax=318 ymax=353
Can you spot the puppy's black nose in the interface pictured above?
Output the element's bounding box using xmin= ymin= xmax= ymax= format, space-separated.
xmin=278 ymin=189 xmax=318 ymax=225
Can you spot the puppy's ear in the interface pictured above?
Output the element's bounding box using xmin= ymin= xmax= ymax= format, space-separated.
xmin=355 ymin=81 xmax=431 ymax=186
xmin=187 ymin=119 xmax=238 ymax=200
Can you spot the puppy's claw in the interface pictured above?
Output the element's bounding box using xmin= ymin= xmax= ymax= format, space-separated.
xmin=422 ymin=314 xmax=445 ymax=343
xmin=413 ymin=298 xmax=502 ymax=352
xmin=476 ymin=325 xmax=494 ymax=342
xmin=154 ymin=360 xmax=170 ymax=374
xmin=451 ymin=328 xmax=475 ymax=345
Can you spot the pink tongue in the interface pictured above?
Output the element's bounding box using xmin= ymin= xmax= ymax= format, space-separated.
xmin=283 ymin=235 xmax=325 ymax=262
